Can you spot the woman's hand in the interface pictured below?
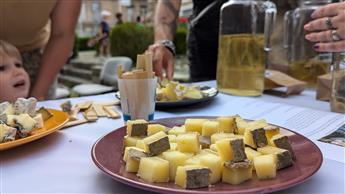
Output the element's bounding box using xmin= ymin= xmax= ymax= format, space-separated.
xmin=304 ymin=2 xmax=345 ymax=52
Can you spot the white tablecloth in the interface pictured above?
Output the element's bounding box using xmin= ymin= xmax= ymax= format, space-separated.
xmin=1 ymin=81 xmax=344 ymax=194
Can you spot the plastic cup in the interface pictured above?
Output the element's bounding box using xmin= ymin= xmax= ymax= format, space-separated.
xmin=118 ymin=77 xmax=157 ymax=121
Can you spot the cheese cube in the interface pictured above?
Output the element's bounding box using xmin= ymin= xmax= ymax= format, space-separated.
xmin=215 ymin=138 xmax=246 ymax=162
xmin=126 ymin=120 xmax=148 ymax=136
xmin=147 ymin=124 xmax=166 ymax=136
xmin=257 ymin=146 xmax=293 ymax=169
xmin=202 ymin=121 xmax=219 ymax=136
xmin=142 ymin=131 xmax=170 ymax=155
xmin=168 ymin=126 xmax=186 ymax=135
xmin=137 ymin=157 xmax=169 ymax=183
xmin=169 ymin=142 xmax=177 ymax=150
xmin=175 ymin=165 xmax=211 ymax=189
xmin=199 ymin=149 xmax=219 ymax=156
xmin=161 ymin=150 xmax=189 ymax=181
xmin=244 ymin=128 xmax=267 ymax=148
xmin=222 ymin=160 xmax=253 ymax=185
xmin=33 ymin=114 xmax=44 ymax=129
xmin=15 ymin=114 xmax=37 ymax=131
xmin=125 ymin=156 xmax=140 ymax=172
xmin=210 ymin=144 xmax=217 ymax=152
xmin=217 ymin=116 xmax=236 ymax=133
xmin=211 ymin=133 xmax=234 ymax=144
xmin=245 ymin=147 xmax=262 ymax=170
xmin=199 ymin=154 xmax=222 ymax=184
xmin=124 ymin=135 xmax=141 ymax=147
xmin=264 ymin=125 xmax=280 ymax=140
xmin=270 ymin=134 xmax=296 ymax=160
xmin=185 ymin=155 xmax=202 ymax=165
xmin=0 ymin=124 xmax=16 ymax=143
xmin=123 ymin=147 xmax=147 ymax=173
xmin=234 ymin=117 xmax=247 ymax=135
xmin=37 ymin=107 xmax=53 ymax=121
xmin=135 ymin=139 xmax=148 ymax=152
xmin=245 ymin=147 xmax=262 ymax=162
xmin=177 ymin=133 xmax=200 ymax=153
xmin=215 ymin=139 xmax=233 ymax=161
xmin=185 ymin=119 xmax=208 ymax=134
xmin=123 ymin=147 xmax=146 ymax=162
xmin=168 ymin=134 xmax=177 ymax=143
xmin=254 ymin=154 xmax=277 ymax=179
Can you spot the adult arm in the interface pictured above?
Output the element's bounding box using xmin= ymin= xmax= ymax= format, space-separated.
xmin=146 ymin=0 xmax=181 ymax=80
xmin=30 ymin=0 xmax=81 ymax=100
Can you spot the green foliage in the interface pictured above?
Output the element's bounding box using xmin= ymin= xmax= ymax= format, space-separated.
xmin=174 ymin=27 xmax=187 ymax=55
xmin=110 ymin=23 xmax=153 ymax=62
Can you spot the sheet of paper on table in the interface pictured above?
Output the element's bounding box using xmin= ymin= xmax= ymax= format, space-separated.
xmin=212 ymin=96 xmax=345 ymax=163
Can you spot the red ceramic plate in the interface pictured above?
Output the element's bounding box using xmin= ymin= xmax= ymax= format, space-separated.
xmin=91 ymin=117 xmax=323 ymax=194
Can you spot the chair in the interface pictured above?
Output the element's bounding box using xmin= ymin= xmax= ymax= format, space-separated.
xmin=72 ymin=57 xmax=132 ymax=96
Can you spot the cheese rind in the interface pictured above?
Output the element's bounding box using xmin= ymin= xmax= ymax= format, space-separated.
xmin=37 ymin=107 xmax=53 ymax=121
xmin=199 ymin=136 xmax=211 ymax=149
xmin=230 ymin=138 xmax=247 ymax=162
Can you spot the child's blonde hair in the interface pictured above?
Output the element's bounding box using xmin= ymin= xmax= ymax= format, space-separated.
xmin=0 ymin=40 xmax=22 ymax=61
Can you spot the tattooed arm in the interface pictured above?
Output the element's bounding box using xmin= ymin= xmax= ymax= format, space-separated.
xmin=154 ymin=0 xmax=181 ymax=41
xmin=146 ymin=0 xmax=182 ymax=80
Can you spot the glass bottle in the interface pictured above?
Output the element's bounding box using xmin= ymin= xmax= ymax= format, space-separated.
xmin=284 ymin=0 xmax=332 ymax=87
xmin=217 ymin=0 xmax=277 ymax=96
xmin=331 ymin=53 xmax=345 ymax=114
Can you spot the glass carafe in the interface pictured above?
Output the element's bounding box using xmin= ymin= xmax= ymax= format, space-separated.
xmin=284 ymin=0 xmax=332 ymax=87
xmin=217 ymin=0 xmax=277 ymax=96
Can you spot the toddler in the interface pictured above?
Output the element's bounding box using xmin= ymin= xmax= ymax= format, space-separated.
xmin=0 ymin=40 xmax=30 ymax=102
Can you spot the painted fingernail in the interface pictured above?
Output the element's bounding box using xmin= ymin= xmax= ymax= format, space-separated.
xmin=313 ymin=44 xmax=319 ymax=50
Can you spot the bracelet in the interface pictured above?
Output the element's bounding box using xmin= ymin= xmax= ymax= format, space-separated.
xmin=159 ymin=40 xmax=176 ymax=56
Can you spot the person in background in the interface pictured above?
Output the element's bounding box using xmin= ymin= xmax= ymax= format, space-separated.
xmin=304 ymin=1 xmax=345 ymax=52
xmin=116 ymin=12 xmax=124 ymax=25
xmin=99 ymin=10 xmax=111 ymax=57
xmin=0 ymin=0 xmax=81 ymax=100
xmin=0 ymin=40 xmax=30 ymax=102
xmin=136 ymin=16 xmax=144 ymax=27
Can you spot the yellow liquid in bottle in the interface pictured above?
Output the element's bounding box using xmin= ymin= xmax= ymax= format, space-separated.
xmin=288 ymin=60 xmax=329 ymax=87
xmin=217 ymin=34 xmax=265 ymax=96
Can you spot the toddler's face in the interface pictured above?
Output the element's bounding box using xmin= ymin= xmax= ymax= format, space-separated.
xmin=0 ymin=55 xmax=30 ymax=102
